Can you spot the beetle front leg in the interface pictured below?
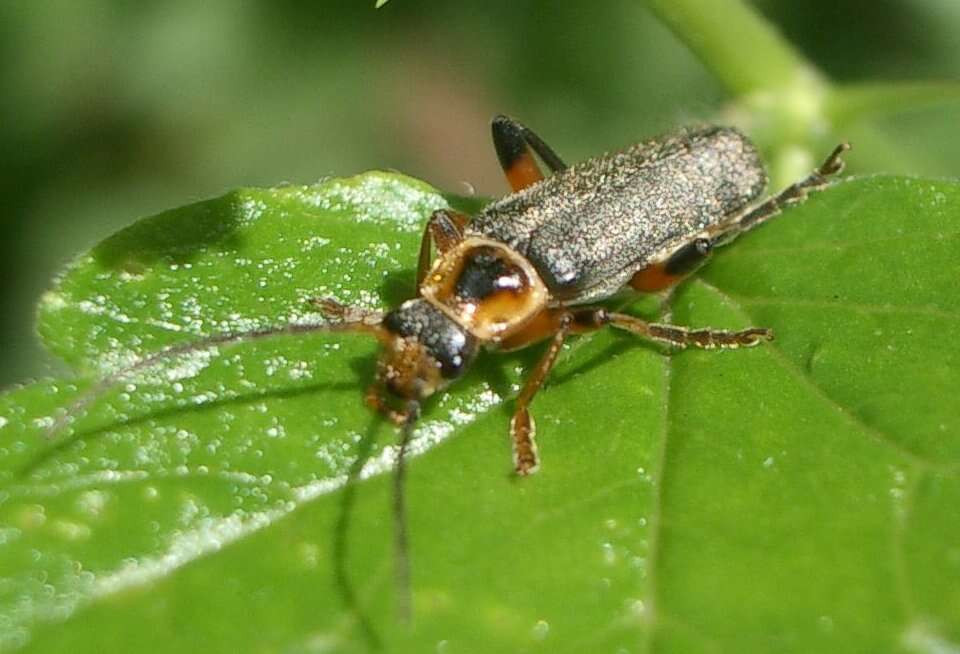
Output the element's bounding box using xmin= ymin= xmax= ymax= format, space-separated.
xmin=416 ymin=208 xmax=470 ymax=290
xmin=511 ymin=313 xmax=573 ymax=475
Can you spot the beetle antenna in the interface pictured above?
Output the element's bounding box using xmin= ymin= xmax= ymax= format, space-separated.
xmin=393 ymin=399 xmax=419 ymax=624
xmin=46 ymin=310 xmax=385 ymax=443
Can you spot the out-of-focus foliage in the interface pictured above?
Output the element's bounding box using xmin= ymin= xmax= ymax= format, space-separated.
xmin=2 ymin=0 xmax=960 ymax=385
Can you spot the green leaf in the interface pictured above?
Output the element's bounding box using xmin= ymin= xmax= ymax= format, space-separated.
xmin=2 ymin=172 xmax=959 ymax=653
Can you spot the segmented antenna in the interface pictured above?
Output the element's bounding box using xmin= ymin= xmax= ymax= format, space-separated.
xmin=45 ymin=319 xmax=376 ymax=442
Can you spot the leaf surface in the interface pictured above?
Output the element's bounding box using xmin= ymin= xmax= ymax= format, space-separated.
xmin=1 ymin=172 xmax=958 ymax=653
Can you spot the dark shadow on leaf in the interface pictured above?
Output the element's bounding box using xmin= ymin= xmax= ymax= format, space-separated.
xmin=93 ymin=191 xmax=247 ymax=270
xmin=15 ymin=380 xmax=359 ymax=479
xmin=379 ymin=268 xmax=417 ymax=308
xmin=333 ymin=414 xmax=385 ymax=652
xmin=549 ymin=333 xmax=667 ymax=388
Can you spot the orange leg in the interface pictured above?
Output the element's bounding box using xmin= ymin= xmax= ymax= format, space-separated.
xmin=511 ymin=313 xmax=572 ymax=475
xmin=500 ymin=303 xmax=771 ymax=474
xmin=504 ymin=307 xmax=614 ymax=475
xmin=492 ymin=115 xmax=567 ymax=192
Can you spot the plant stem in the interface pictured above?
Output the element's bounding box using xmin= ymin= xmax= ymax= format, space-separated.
xmin=641 ymin=0 xmax=819 ymax=97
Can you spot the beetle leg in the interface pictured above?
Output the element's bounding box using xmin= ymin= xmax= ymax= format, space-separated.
xmin=511 ymin=313 xmax=573 ymax=475
xmin=416 ymin=208 xmax=470 ymax=291
xmin=713 ymin=142 xmax=851 ymax=244
xmin=531 ymin=306 xmax=771 ymax=350
xmin=308 ymin=297 xmax=385 ymax=328
xmin=600 ymin=310 xmax=772 ymax=349
xmin=630 ymin=237 xmax=714 ymax=293
xmin=504 ymin=304 xmax=768 ymax=473
xmin=492 ymin=114 xmax=568 ymax=192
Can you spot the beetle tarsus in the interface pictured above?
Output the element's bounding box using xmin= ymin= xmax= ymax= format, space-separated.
xmin=510 ymin=408 xmax=540 ymax=476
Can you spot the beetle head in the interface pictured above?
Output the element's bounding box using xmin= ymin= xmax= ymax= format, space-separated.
xmin=376 ymin=298 xmax=478 ymax=403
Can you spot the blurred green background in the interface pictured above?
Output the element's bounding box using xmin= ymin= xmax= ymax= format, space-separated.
xmin=2 ymin=0 xmax=959 ymax=387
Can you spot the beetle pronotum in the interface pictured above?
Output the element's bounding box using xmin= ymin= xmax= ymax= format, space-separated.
xmin=49 ymin=115 xmax=849 ymax=621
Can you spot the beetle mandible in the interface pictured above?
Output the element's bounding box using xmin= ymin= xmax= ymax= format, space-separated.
xmin=55 ymin=115 xmax=849 ymax=477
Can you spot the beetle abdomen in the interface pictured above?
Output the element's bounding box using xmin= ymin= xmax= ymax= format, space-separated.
xmin=469 ymin=126 xmax=767 ymax=303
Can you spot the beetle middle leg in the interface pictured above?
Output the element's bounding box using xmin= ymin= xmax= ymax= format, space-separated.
xmin=606 ymin=313 xmax=772 ymax=349
xmin=502 ymin=305 xmax=770 ymax=473
xmin=510 ymin=313 xmax=573 ymax=475
xmin=491 ymin=114 xmax=568 ymax=192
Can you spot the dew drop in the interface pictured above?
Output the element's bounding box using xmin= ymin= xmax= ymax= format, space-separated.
xmin=532 ymin=620 xmax=550 ymax=640
xmin=602 ymin=542 xmax=617 ymax=565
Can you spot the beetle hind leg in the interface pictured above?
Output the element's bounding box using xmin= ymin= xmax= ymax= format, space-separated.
xmin=713 ymin=142 xmax=851 ymax=244
xmin=492 ymin=115 xmax=568 ymax=192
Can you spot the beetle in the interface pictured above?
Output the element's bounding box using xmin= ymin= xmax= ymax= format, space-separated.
xmin=54 ymin=115 xmax=849 ymax=477
xmin=317 ymin=116 xmax=848 ymax=475
xmin=48 ymin=115 xmax=848 ymax=623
